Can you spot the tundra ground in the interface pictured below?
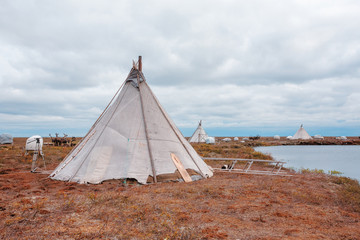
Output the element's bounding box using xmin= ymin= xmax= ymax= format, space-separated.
xmin=1 ymin=138 xmax=359 ymax=239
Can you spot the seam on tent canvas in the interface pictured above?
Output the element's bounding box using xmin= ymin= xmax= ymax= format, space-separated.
xmin=143 ymin=81 xmax=206 ymax=178
xmin=68 ymin=82 xmax=132 ymax=183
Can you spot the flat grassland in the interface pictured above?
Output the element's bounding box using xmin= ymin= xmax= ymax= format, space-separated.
xmin=1 ymin=138 xmax=360 ymax=239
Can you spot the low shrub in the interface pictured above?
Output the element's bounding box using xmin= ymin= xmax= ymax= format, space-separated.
xmin=328 ymin=170 xmax=343 ymax=175
xmin=333 ymin=177 xmax=360 ymax=212
xmin=300 ymin=168 xmax=324 ymax=174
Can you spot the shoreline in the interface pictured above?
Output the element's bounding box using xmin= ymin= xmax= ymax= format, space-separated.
xmin=224 ymin=136 xmax=360 ymax=146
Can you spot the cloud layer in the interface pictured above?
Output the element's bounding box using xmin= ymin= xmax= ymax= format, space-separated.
xmin=1 ymin=0 xmax=360 ymax=137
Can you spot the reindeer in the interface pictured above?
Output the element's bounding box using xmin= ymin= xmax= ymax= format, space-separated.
xmin=60 ymin=133 xmax=70 ymax=146
xmin=49 ymin=133 xmax=61 ymax=146
xmin=71 ymin=137 xmax=77 ymax=147
xmin=249 ymin=135 xmax=261 ymax=141
xmin=49 ymin=133 xmax=72 ymax=146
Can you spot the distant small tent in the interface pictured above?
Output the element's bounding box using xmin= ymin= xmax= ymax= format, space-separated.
xmin=0 ymin=134 xmax=13 ymax=144
xmin=286 ymin=136 xmax=293 ymax=140
xmin=26 ymin=135 xmax=45 ymax=172
xmin=234 ymin=137 xmax=239 ymax=141
xmin=274 ymin=135 xmax=280 ymax=140
xmin=205 ymin=137 xmax=215 ymax=144
xmin=314 ymin=135 xmax=324 ymax=139
xmin=25 ymin=135 xmax=44 ymax=155
xmin=189 ymin=120 xmax=209 ymax=143
xmin=50 ymin=57 xmax=213 ymax=184
xmin=293 ymin=124 xmax=312 ymax=140
xmin=222 ymin=138 xmax=231 ymax=142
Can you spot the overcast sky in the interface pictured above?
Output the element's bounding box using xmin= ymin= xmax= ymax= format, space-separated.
xmin=1 ymin=0 xmax=360 ymax=137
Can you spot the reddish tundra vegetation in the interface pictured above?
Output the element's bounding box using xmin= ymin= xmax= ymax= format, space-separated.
xmin=1 ymin=138 xmax=360 ymax=239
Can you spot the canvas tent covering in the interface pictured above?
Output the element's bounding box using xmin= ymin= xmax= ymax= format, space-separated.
xmin=292 ymin=124 xmax=312 ymax=140
xmin=189 ymin=120 xmax=209 ymax=143
xmin=274 ymin=135 xmax=280 ymax=140
xmin=314 ymin=135 xmax=324 ymax=139
xmin=205 ymin=137 xmax=215 ymax=144
xmin=25 ymin=135 xmax=44 ymax=154
xmin=50 ymin=57 xmax=213 ymax=184
xmin=0 ymin=134 xmax=13 ymax=144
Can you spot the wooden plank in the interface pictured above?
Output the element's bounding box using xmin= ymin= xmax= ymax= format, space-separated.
xmin=203 ymin=157 xmax=286 ymax=164
xmin=170 ymin=153 xmax=192 ymax=182
xmin=215 ymin=170 xmax=293 ymax=177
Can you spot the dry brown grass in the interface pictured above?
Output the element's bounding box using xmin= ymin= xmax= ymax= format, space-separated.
xmin=193 ymin=142 xmax=272 ymax=160
xmin=0 ymin=138 xmax=360 ymax=239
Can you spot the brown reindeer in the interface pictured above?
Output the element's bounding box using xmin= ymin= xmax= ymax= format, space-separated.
xmin=61 ymin=134 xmax=70 ymax=146
xmin=49 ymin=133 xmax=61 ymax=146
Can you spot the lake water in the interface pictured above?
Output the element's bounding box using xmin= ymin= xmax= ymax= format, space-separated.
xmin=254 ymin=145 xmax=360 ymax=180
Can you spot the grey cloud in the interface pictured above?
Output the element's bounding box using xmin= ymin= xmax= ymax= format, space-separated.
xmin=1 ymin=0 xmax=360 ymax=136
xmin=152 ymin=76 xmax=360 ymax=129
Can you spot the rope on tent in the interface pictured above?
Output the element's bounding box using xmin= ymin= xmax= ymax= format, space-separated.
xmin=67 ymin=82 xmax=131 ymax=182
xmin=50 ymin=130 xmax=96 ymax=177
xmin=53 ymin=77 xmax=128 ymax=173
xmin=91 ymin=76 xmax=129 ymax=131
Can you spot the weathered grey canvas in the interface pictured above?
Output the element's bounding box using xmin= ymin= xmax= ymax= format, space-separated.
xmin=0 ymin=133 xmax=13 ymax=144
xmin=50 ymin=59 xmax=213 ymax=184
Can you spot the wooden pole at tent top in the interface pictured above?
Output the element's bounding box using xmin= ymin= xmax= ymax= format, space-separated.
xmin=138 ymin=56 xmax=142 ymax=71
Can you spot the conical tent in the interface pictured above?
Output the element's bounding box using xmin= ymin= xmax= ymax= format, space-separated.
xmin=50 ymin=57 xmax=213 ymax=184
xmin=189 ymin=120 xmax=209 ymax=143
xmin=0 ymin=133 xmax=13 ymax=144
xmin=292 ymin=124 xmax=312 ymax=140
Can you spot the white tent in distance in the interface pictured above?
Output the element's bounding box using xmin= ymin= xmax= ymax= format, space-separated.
xmin=25 ymin=135 xmax=44 ymax=154
xmin=292 ymin=124 xmax=312 ymax=140
xmin=50 ymin=57 xmax=213 ymax=184
xmin=0 ymin=133 xmax=13 ymax=145
xmin=188 ymin=120 xmax=209 ymax=143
